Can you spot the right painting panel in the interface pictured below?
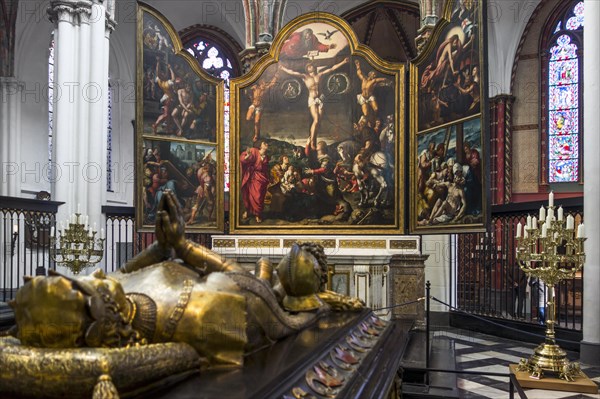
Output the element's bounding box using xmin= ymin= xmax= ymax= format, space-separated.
xmin=410 ymin=0 xmax=488 ymax=233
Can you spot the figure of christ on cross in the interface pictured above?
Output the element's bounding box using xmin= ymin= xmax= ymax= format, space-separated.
xmin=279 ymin=57 xmax=350 ymax=150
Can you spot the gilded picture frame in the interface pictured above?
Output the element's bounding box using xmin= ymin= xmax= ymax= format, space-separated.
xmin=136 ymin=4 xmax=224 ymax=232
xmin=230 ymin=13 xmax=405 ymax=234
xmin=409 ymin=0 xmax=489 ymax=234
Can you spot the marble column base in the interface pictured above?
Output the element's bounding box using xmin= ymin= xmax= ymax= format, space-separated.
xmin=580 ymin=341 xmax=600 ymax=366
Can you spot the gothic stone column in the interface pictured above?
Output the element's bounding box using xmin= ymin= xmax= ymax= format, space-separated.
xmin=389 ymin=254 xmax=429 ymax=326
xmin=0 ymin=78 xmax=23 ymax=197
xmin=581 ymin=0 xmax=600 ymax=366
xmin=47 ymin=0 xmax=114 ymax=237
xmin=415 ymin=0 xmax=444 ymax=54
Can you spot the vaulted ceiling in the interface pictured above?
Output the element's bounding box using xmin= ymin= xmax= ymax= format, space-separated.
xmin=343 ymin=1 xmax=421 ymax=62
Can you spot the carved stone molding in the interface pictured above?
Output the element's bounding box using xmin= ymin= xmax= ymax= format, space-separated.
xmin=415 ymin=25 xmax=434 ymax=55
xmin=339 ymin=240 xmax=387 ymax=249
xmin=282 ymin=239 xmax=336 ymax=248
xmin=388 ymin=254 xmax=429 ymax=326
xmin=239 ymin=43 xmax=271 ymax=74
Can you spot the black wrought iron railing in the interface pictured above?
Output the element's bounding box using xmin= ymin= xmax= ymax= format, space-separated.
xmin=456 ymin=198 xmax=584 ymax=331
xmin=102 ymin=206 xmax=214 ymax=273
xmin=0 ymin=196 xmax=63 ymax=302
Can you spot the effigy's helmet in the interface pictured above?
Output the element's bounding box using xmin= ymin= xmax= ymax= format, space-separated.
xmin=276 ymin=243 xmax=324 ymax=312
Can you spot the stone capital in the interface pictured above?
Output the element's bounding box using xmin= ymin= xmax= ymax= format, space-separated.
xmin=239 ymin=45 xmax=271 ymax=74
xmin=47 ymin=0 xmax=93 ymax=25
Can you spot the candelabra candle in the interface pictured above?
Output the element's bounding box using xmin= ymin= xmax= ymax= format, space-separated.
xmin=557 ymin=206 xmax=563 ymax=221
xmin=566 ymin=215 xmax=574 ymax=230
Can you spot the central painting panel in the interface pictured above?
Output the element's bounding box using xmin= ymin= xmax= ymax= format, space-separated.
xmin=230 ymin=14 xmax=405 ymax=234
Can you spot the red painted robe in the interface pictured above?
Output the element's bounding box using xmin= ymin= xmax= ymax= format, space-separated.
xmin=240 ymin=148 xmax=270 ymax=216
xmin=281 ymin=31 xmax=330 ymax=59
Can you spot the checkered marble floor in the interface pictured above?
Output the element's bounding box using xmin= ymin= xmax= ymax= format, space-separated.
xmin=432 ymin=327 xmax=600 ymax=399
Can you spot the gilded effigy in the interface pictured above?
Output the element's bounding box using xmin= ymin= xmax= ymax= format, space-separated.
xmin=0 ymin=191 xmax=367 ymax=398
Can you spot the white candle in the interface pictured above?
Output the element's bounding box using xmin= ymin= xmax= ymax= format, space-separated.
xmin=546 ymin=214 xmax=552 ymax=226
xmin=526 ymin=215 xmax=532 ymax=229
xmin=542 ymin=224 xmax=548 ymax=238
xmin=524 ymin=229 xmax=529 ymax=239
xmin=557 ymin=206 xmax=564 ymax=221
xmin=100 ymin=228 xmax=105 ymax=239
xmin=532 ymin=217 xmax=538 ymax=229
xmin=89 ymin=229 xmax=93 ymax=238
xmin=566 ymin=215 xmax=574 ymax=230
xmin=539 ymin=206 xmax=546 ymax=221
xmin=516 ymin=222 xmax=522 ymax=238
xmin=549 ymin=191 xmax=554 ymax=207
xmin=77 ymin=203 xmax=80 ymax=214
xmin=548 ymin=207 xmax=554 ymax=219
xmin=50 ymin=226 xmax=55 ymax=236
xmin=577 ymin=224 xmax=585 ymax=238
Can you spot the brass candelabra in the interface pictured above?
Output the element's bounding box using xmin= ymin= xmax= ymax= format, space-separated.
xmin=49 ymin=212 xmax=105 ymax=275
xmin=515 ymin=196 xmax=586 ymax=381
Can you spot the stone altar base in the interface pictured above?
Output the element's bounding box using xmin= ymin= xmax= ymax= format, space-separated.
xmin=212 ymin=235 xmax=424 ymax=322
xmin=147 ymin=310 xmax=411 ymax=399
xmin=509 ymin=364 xmax=599 ymax=394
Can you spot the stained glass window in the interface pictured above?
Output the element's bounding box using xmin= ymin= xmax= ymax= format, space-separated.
xmin=566 ymin=2 xmax=584 ymax=30
xmin=185 ymin=38 xmax=237 ymax=191
xmin=554 ymin=21 xmax=561 ymax=33
xmin=546 ymin=2 xmax=583 ymax=183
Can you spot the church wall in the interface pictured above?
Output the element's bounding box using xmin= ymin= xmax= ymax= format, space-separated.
xmin=422 ymin=235 xmax=450 ymax=312
xmin=280 ymin=0 xmax=366 ymax=25
xmin=107 ymin=4 xmax=137 ymax=205
xmin=13 ymin=2 xmax=54 ymax=197
xmin=486 ymin=0 xmax=540 ymax=96
xmin=141 ymin=0 xmax=246 ymax=46
xmin=512 ymin=57 xmax=540 ymax=193
xmin=510 ymin=1 xmax=561 ymax=195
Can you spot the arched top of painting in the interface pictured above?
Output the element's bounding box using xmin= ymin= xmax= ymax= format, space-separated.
xmin=139 ymin=3 xmax=224 ymax=87
xmin=412 ymin=0 xmax=480 ymax=66
xmin=236 ymin=12 xmax=403 ymax=86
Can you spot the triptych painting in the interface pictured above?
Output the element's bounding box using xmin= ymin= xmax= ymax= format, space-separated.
xmin=135 ymin=1 xmax=487 ymax=235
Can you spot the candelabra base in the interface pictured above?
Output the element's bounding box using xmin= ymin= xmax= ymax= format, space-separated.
xmin=517 ymin=343 xmax=583 ymax=381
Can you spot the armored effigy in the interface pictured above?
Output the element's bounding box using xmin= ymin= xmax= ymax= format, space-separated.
xmin=0 ymin=191 xmax=371 ymax=398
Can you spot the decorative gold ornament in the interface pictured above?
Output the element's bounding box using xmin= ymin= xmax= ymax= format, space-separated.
xmin=390 ymin=239 xmax=418 ymax=250
xmin=339 ymin=240 xmax=386 ymax=249
xmin=50 ymin=211 xmax=105 ymax=274
xmin=515 ymin=195 xmax=586 ymax=381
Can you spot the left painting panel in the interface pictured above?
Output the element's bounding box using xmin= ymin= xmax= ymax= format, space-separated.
xmin=137 ymin=4 xmax=224 ymax=232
